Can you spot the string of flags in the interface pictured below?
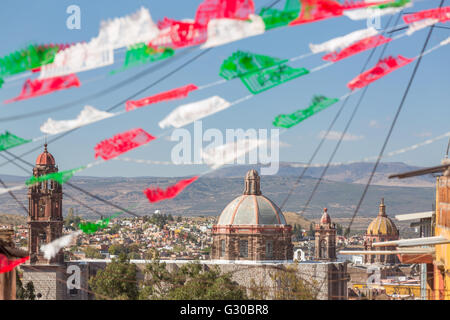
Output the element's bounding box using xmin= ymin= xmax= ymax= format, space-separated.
xmin=1 ymin=0 xmax=425 ymax=100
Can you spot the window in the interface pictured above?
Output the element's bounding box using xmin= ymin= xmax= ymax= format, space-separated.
xmin=320 ymin=239 xmax=327 ymax=259
xmin=239 ymin=240 xmax=248 ymax=258
xmin=220 ymin=240 xmax=225 ymax=257
xmin=266 ymin=240 xmax=273 ymax=259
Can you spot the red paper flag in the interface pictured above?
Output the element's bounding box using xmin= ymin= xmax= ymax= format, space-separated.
xmin=0 ymin=254 xmax=30 ymax=274
xmin=94 ymin=128 xmax=156 ymax=160
xmin=195 ymin=0 xmax=255 ymax=26
xmin=143 ymin=176 xmax=198 ymax=203
xmin=152 ymin=19 xmax=207 ymax=49
xmin=289 ymin=0 xmax=389 ymax=25
xmin=347 ymin=55 xmax=413 ymax=90
xmin=322 ymin=35 xmax=392 ymax=62
xmin=4 ymin=74 xmax=80 ymax=103
xmin=403 ymin=6 xmax=450 ymax=24
xmin=289 ymin=0 xmax=343 ymax=25
xmin=126 ymin=84 xmax=198 ymax=112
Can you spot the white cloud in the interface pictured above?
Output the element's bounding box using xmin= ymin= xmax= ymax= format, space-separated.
xmin=369 ymin=120 xmax=379 ymax=128
xmin=415 ymin=131 xmax=432 ymax=138
xmin=318 ymin=130 xmax=364 ymax=141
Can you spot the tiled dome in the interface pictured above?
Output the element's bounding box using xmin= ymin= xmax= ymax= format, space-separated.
xmin=35 ymin=144 xmax=55 ymax=166
xmin=216 ymin=170 xmax=287 ymax=226
xmin=367 ymin=198 xmax=399 ymax=236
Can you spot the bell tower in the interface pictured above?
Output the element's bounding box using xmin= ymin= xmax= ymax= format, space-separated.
xmin=27 ymin=144 xmax=63 ymax=264
xmin=314 ymin=208 xmax=337 ymax=261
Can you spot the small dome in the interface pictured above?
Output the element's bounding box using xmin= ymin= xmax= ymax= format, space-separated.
xmin=36 ymin=144 xmax=55 ymax=166
xmin=320 ymin=208 xmax=331 ymax=224
xmin=216 ymin=169 xmax=287 ymax=226
xmin=367 ymin=198 xmax=398 ymax=236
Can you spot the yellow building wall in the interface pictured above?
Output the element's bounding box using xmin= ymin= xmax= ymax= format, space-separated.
xmin=353 ymin=283 xmax=420 ymax=298
xmin=433 ymin=176 xmax=450 ymax=300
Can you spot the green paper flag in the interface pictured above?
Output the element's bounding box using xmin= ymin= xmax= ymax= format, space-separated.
xmin=219 ymin=51 xmax=288 ymax=80
xmin=273 ymin=95 xmax=339 ymax=128
xmin=0 ymin=77 xmax=3 ymax=89
xmin=78 ymin=212 xmax=123 ymax=234
xmin=0 ymin=45 xmax=59 ymax=77
xmin=111 ymin=44 xmax=174 ymax=74
xmin=259 ymin=0 xmax=301 ymax=30
xmin=376 ymin=0 xmax=411 ymax=9
xmin=25 ymin=166 xmax=85 ymax=186
xmin=241 ymin=64 xmax=309 ymax=94
xmin=0 ymin=131 xmax=31 ymax=151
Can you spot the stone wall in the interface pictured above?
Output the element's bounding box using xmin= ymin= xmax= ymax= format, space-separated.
xmin=21 ymin=265 xmax=66 ymax=300
xmin=21 ymin=260 xmax=348 ymax=300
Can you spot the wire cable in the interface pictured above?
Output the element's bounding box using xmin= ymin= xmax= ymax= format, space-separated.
xmin=279 ymin=13 xmax=397 ymax=211
xmin=345 ymin=0 xmax=446 ymax=236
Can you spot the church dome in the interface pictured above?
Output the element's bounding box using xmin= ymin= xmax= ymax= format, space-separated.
xmin=216 ymin=170 xmax=287 ymax=225
xmin=36 ymin=144 xmax=55 ymax=166
xmin=366 ymin=198 xmax=399 ymax=236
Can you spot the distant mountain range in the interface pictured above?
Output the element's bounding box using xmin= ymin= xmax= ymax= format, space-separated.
xmin=207 ymin=162 xmax=436 ymax=187
xmin=0 ymin=162 xmax=436 ymax=221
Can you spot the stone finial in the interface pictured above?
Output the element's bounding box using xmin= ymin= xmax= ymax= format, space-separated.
xmin=243 ymin=169 xmax=261 ymax=195
xmin=378 ymin=198 xmax=386 ymax=217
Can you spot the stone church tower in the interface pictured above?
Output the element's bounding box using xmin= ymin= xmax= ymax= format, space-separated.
xmin=314 ymin=208 xmax=337 ymax=261
xmin=27 ymin=144 xmax=64 ymax=264
xmin=22 ymin=144 xmax=67 ymax=300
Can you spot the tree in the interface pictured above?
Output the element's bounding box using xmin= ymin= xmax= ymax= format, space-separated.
xmin=16 ymin=276 xmax=36 ymax=300
xmin=89 ymin=255 xmax=139 ymax=300
xmin=309 ymin=223 xmax=315 ymax=238
xmin=84 ymin=246 xmax=104 ymax=259
xmin=107 ymin=224 xmax=120 ymax=235
xmin=176 ymin=216 xmax=182 ymax=223
xmin=140 ymin=260 xmax=247 ymax=300
xmin=167 ymin=214 xmax=174 ymax=222
xmin=336 ymin=224 xmax=343 ymax=236
xmin=64 ymin=208 xmax=81 ymax=231
xmin=108 ymin=244 xmax=125 ymax=256
xmin=270 ymin=265 xmax=319 ymax=300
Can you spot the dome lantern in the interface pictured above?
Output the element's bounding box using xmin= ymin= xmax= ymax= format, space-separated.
xmin=243 ymin=169 xmax=261 ymax=195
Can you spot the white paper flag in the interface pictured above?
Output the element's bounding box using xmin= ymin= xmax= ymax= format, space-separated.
xmin=41 ymin=231 xmax=82 ymax=260
xmin=159 ymin=96 xmax=231 ymax=129
xmin=343 ymin=3 xmax=412 ymax=20
xmin=201 ymin=14 xmax=265 ymax=49
xmin=202 ymin=138 xmax=267 ymax=169
xmin=40 ymin=105 xmax=116 ymax=135
xmin=39 ymin=43 xmax=114 ymax=79
xmin=309 ymin=27 xmax=379 ymax=53
xmin=90 ymin=7 xmax=160 ymax=50
xmin=39 ymin=7 xmax=159 ymax=79
xmin=406 ymin=19 xmax=439 ymax=36
xmin=0 ymin=185 xmax=26 ymax=195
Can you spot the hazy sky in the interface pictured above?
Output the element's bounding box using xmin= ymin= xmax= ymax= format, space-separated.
xmin=0 ymin=0 xmax=448 ymax=178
